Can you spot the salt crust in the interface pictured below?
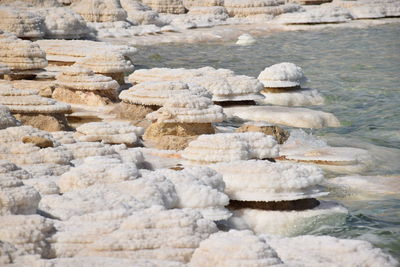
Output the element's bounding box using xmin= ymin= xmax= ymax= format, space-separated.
xmin=190 ymin=230 xmax=284 ymax=267
xmin=0 ymin=105 xmax=20 ymax=130
xmin=257 ymin=88 xmax=324 ymax=106
xmin=120 ymin=0 xmax=163 ymax=25
xmin=258 ymin=62 xmax=308 ymax=88
xmin=264 ymin=235 xmax=399 ymax=266
xmin=183 ymin=0 xmax=224 ymax=9
xmin=275 ymin=5 xmax=352 ymax=24
xmin=0 ymin=7 xmax=45 ymax=38
xmin=182 ymin=132 xmax=279 ymax=164
xmin=236 ymin=33 xmax=256 ymax=45
xmin=223 ymin=105 xmax=340 ymax=128
xmin=230 ymin=200 xmax=348 ymax=236
xmin=210 ymin=160 xmax=326 ymax=202
xmin=224 ymin=0 xmax=301 ymax=18
xmin=146 ymin=94 xmax=226 ymax=123
xmin=72 ymin=0 xmax=128 ymax=22
xmin=0 ymin=31 xmax=47 ymax=71
xmin=129 ymin=67 xmax=264 ymax=102
xmin=332 ymin=0 xmax=400 ymax=19
xmin=76 ymin=52 xmax=135 ymax=74
xmin=0 ymin=63 xmax=10 ymax=75
xmin=142 ymin=0 xmax=187 ymax=14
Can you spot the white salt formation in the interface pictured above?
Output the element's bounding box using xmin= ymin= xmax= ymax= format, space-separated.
xmin=155 ymin=167 xmax=230 ymax=220
xmin=53 ymin=66 xmax=120 ymax=106
xmin=0 ymin=7 xmax=45 ymax=39
xmin=257 ymin=62 xmax=323 ymax=106
xmin=183 ymin=0 xmax=223 ymax=9
xmin=76 ymin=52 xmax=135 ymax=84
xmin=129 ymin=67 xmax=264 ymax=103
xmin=265 ymin=235 xmax=399 ymax=266
xmin=182 ymin=132 xmax=279 ymax=164
xmin=223 ymin=0 xmax=301 ymax=18
xmin=0 ymin=85 xmax=72 ymax=131
xmin=142 ymin=0 xmax=187 ymax=14
xmin=39 ymin=8 xmax=91 ymax=39
xmin=74 ymin=122 xmax=144 ymax=145
xmin=236 ymin=33 xmax=256 ymax=45
xmin=0 ymin=63 xmax=10 ymax=78
xmin=0 ymin=105 xmax=19 ymax=130
xmin=332 ymin=0 xmax=400 ymax=20
xmin=190 ymin=230 xmax=284 ymax=266
xmin=275 ymin=5 xmax=352 ymax=24
xmin=0 ymin=31 xmax=47 ymax=79
xmin=120 ymin=0 xmax=163 ymax=25
xmin=64 ymin=142 xmax=119 ymax=162
xmin=72 ymin=0 xmax=128 ymax=22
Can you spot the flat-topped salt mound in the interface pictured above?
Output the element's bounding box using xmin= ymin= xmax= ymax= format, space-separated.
xmin=0 ymin=7 xmax=45 ymax=39
xmin=142 ymin=0 xmax=187 ymax=14
xmin=190 ymin=230 xmax=284 ymax=266
xmin=0 ymin=31 xmax=47 ymax=71
xmin=210 ymin=160 xmax=326 ymax=202
xmin=72 ymin=0 xmax=128 ymax=22
xmin=74 ymin=122 xmax=144 ymax=145
xmin=265 ymin=235 xmax=398 ymax=266
xmin=332 ymin=0 xmax=400 ymax=19
xmin=154 ymin=167 xmax=230 ymax=220
xmin=183 ymin=0 xmax=223 ymax=9
xmin=182 ymin=132 xmax=279 ymax=164
xmin=258 ymin=62 xmax=308 ymax=88
xmin=129 ymin=67 xmax=264 ymax=102
xmin=120 ymin=0 xmax=163 ymax=25
xmin=224 ymin=105 xmax=340 ymax=128
xmin=257 ymin=88 xmax=324 ymax=106
xmin=0 ymin=105 xmax=20 ymax=130
xmin=223 ymin=0 xmax=301 ymax=18
xmin=39 ymin=7 xmax=91 ymax=39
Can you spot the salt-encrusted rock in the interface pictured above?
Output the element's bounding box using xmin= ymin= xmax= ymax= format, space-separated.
xmin=332 ymin=0 xmax=400 ymax=19
xmin=224 ymin=0 xmax=301 ymax=18
xmin=0 ymin=7 xmax=45 ymax=39
xmin=0 ymin=0 xmax=62 ymax=7
xmin=258 ymin=62 xmax=307 ymax=88
xmin=6 ymin=80 xmax=55 ymax=98
xmin=265 ymin=235 xmax=398 ymax=266
xmin=183 ymin=0 xmax=223 ymax=9
xmin=120 ymin=0 xmax=163 ymax=25
xmin=58 ymin=156 xmax=139 ymax=192
xmin=72 ymin=0 xmax=128 ymax=22
xmin=142 ymin=0 xmax=187 ymax=14
xmin=64 ymin=142 xmax=119 ymax=162
xmin=236 ymin=33 xmax=256 ymax=45
xmin=0 ymin=241 xmax=23 ymax=265
xmin=76 ymin=52 xmax=135 ymax=84
xmin=79 ymin=207 xmax=218 ymax=263
xmin=236 ymin=122 xmax=289 ymax=144
xmin=210 ymin=160 xmax=325 ymax=202
xmin=0 ymin=31 xmax=47 ymax=79
xmin=275 ymin=5 xmax=351 ymax=24
xmin=190 ymin=230 xmax=284 ymax=266
xmin=0 ymin=63 xmax=10 ymax=78
xmin=182 ymin=132 xmax=279 ymax=164
xmin=0 ymin=86 xmax=71 ymax=131
xmin=155 ymin=167 xmax=230 ymax=220
xmin=39 ymin=8 xmax=91 ymax=39
xmin=0 ymin=105 xmax=19 ymax=130
xmin=0 ymin=161 xmax=40 ymax=215
xmin=22 ymin=135 xmax=54 ymax=148
xmin=34 ymin=257 xmax=185 ymax=266
xmin=186 ymin=6 xmax=229 ymax=20
xmin=23 ymin=177 xmax=60 ymax=195
xmin=53 ymin=66 xmax=120 ymax=106
xmin=51 ymin=131 xmax=76 ymax=144
xmin=0 ymin=215 xmax=54 ymax=257
xmin=0 ymin=125 xmax=59 ymax=146
xmin=74 ymin=122 xmax=144 ymax=145
xmin=129 ymin=67 xmax=264 ymax=103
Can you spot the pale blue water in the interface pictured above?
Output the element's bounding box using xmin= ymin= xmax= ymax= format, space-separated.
xmin=133 ymin=23 xmax=400 ymax=259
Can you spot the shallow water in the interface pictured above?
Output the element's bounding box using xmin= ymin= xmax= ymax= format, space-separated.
xmin=134 ymin=23 xmax=400 ymax=259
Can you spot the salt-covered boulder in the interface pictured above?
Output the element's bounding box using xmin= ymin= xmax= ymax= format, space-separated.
xmin=0 ymin=85 xmax=72 ymax=131
xmin=155 ymin=167 xmax=230 ymax=220
xmin=236 ymin=33 xmax=256 ymax=45
xmin=0 ymin=241 xmax=23 ymax=265
xmin=186 ymin=6 xmax=229 ymax=21
xmin=74 ymin=122 xmax=143 ymax=145
xmin=224 ymin=0 xmax=301 ymax=18
xmin=72 ymin=0 xmax=128 ymax=22
xmin=190 ymin=230 xmax=284 ymax=266
xmin=258 ymin=62 xmax=307 ymax=88
xmin=142 ymin=0 xmax=187 ymax=14
xmin=275 ymin=5 xmax=351 ymax=24
xmin=0 ymin=7 xmax=45 ymax=39
xmin=53 ymin=66 xmax=120 ymax=106
xmin=182 ymin=132 xmax=279 ymax=164
xmin=120 ymin=0 xmax=163 ymax=25
xmin=0 ymin=31 xmax=47 ymax=79
xmin=236 ymin=122 xmax=289 ymax=144
xmin=0 ymin=105 xmax=20 ymax=130
xmin=183 ymin=0 xmax=223 ymax=9
xmin=265 ymin=235 xmax=398 ymax=266
xmin=332 ymin=0 xmax=400 ymax=19
xmin=76 ymin=52 xmax=135 ymax=84
xmin=39 ymin=8 xmax=91 ymax=39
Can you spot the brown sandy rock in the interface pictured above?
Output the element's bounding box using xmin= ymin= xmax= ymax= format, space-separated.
xmin=53 ymin=87 xmax=115 ymax=106
xmin=111 ymin=102 xmax=160 ymax=126
xmin=14 ymin=113 xmax=71 ymax=132
xmin=236 ymin=122 xmax=289 ymax=144
xmin=144 ymin=122 xmax=215 ymax=140
xmin=22 ymin=135 xmax=54 ymax=148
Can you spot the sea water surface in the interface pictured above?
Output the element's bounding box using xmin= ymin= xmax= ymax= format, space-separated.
xmin=133 ymin=23 xmax=400 ymax=259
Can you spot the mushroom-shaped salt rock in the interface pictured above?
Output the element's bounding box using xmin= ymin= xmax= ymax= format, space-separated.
xmin=211 ymin=160 xmax=347 ymax=236
xmin=155 ymin=167 xmax=231 ymax=220
xmin=236 ymin=121 xmax=289 ymax=144
xmin=142 ymin=0 xmax=187 ymax=14
xmin=265 ymin=235 xmax=398 ymax=266
xmin=53 ymin=66 xmax=120 ymax=106
xmin=39 ymin=8 xmax=91 ymax=39
xmin=74 ymin=122 xmax=144 ymax=146
xmin=182 ymin=132 xmax=279 ymax=164
xmin=190 ymin=230 xmax=284 ymax=266
xmin=257 ymin=62 xmax=323 ymax=106
xmin=120 ymin=0 xmax=163 ymax=25
xmin=144 ymin=94 xmax=226 ymax=150
xmin=0 ymin=63 xmax=10 ymax=79
xmin=76 ymin=52 xmax=135 ymax=84
xmin=0 ymin=105 xmax=20 ymax=130
xmin=0 ymin=31 xmax=47 ymax=80
xmin=0 ymin=161 xmax=40 ymax=215
xmin=72 ymin=0 xmax=128 ymax=22
xmin=223 ymin=0 xmax=300 ymax=18
xmin=0 ymin=7 xmax=45 ymax=39
xmin=274 ymin=5 xmax=351 ymax=24
xmin=236 ymin=33 xmax=256 ymax=45
xmin=0 ymin=86 xmax=72 ymax=131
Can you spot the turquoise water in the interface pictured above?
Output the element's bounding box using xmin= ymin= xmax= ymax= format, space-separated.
xmin=133 ymin=23 xmax=400 ymax=259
